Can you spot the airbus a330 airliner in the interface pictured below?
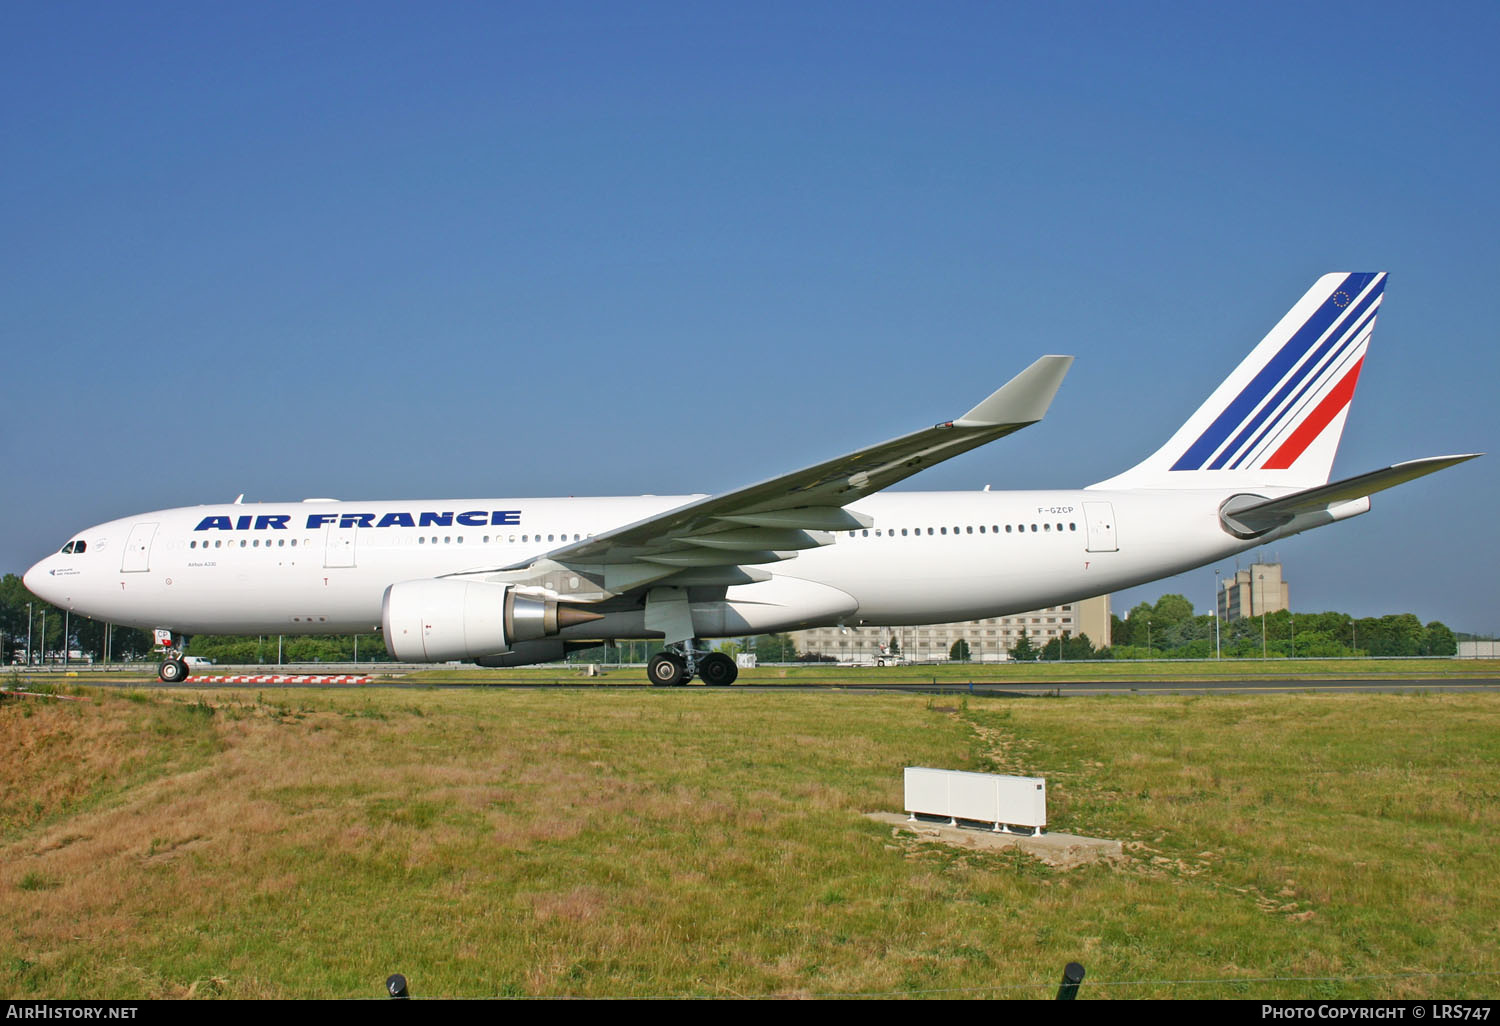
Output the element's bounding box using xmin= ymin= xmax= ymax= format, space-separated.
xmin=24 ymin=273 xmax=1479 ymax=685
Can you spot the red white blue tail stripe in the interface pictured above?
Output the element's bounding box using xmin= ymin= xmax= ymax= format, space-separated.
xmin=1090 ymin=273 xmax=1386 ymax=491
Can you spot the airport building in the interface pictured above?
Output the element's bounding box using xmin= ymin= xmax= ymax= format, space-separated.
xmin=1218 ymin=561 xmax=1290 ymax=621
xmin=789 ymin=594 xmax=1111 ymax=663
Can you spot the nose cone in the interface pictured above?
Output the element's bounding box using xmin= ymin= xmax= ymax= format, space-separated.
xmin=23 ymin=557 xmax=58 ymax=604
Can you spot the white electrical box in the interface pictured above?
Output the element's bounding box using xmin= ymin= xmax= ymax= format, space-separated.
xmin=904 ymin=767 xmax=1047 ymax=834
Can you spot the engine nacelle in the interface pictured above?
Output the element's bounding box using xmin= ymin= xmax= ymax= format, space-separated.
xmin=381 ymin=579 xmax=601 ymax=662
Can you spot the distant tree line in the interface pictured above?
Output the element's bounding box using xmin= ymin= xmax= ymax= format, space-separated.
xmin=1104 ymin=593 xmax=1457 ymax=659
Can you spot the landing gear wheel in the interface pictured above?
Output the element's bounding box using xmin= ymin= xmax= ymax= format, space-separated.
xmin=648 ymin=652 xmax=688 ymax=687
xmin=159 ymin=659 xmax=187 ymax=683
xmin=698 ymin=653 xmax=738 ymax=686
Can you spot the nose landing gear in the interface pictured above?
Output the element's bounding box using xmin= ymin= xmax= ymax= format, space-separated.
xmin=157 ymin=632 xmax=193 ymax=683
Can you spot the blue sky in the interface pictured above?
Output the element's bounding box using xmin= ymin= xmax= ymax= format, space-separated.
xmin=3 ymin=2 xmax=1495 ymax=631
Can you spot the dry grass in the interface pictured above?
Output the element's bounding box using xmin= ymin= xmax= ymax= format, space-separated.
xmin=0 ymin=686 xmax=1496 ymax=999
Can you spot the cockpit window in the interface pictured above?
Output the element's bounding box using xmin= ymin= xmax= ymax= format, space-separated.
xmin=60 ymin=542 xmax=73 ymax=553
xmin=58 ymin=540 xmax=87 ymax=554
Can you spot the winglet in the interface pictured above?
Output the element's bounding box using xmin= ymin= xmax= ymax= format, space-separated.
xmin=954 ymin=355 xmax=1074 ymax=428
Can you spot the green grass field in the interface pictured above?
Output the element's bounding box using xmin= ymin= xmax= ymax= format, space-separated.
xmin=2 ymin=684 xmax=1496 ymax=999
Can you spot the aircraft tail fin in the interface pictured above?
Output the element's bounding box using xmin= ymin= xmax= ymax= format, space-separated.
xmin=1090 ymin=272 xmax=1387 ymax=490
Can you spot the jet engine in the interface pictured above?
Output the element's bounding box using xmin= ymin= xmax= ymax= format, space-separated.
xmin=381 ymin=579 xmax=602 ymax=662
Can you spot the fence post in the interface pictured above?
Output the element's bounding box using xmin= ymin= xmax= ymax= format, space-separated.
xmin=1056 ymin=962 xmax=1085 ymax=1000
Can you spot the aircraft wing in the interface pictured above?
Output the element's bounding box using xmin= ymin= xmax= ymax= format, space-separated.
xmin=1221 ymin=453 xmax=1482 ymax=535
xmin=476 ymin=355 xmax=1072 ymax=592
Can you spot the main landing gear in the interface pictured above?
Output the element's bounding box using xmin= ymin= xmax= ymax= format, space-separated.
xmin=647 ymin=641 xmax=738 ymax=687
xmin=157 ymin=632 xmax=193 ymax=683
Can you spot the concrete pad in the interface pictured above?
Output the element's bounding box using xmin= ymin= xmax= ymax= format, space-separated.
xmin=866 ymin=812 xmax=1124 ymax=870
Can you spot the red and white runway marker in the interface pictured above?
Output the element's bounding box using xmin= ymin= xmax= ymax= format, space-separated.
xmin=186 ymin=675 xmax=373 ymax=684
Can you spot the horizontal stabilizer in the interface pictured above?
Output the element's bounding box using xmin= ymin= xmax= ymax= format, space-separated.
xmin=1221 ymin=454 xmax=1481 ymax=535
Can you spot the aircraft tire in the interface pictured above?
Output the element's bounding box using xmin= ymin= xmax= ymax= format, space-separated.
xmin=647 ymin=652 xmax=687 ymax=687
xmin=699 ymin=653 xmax=738 ymax=686
xmin=159 ymin=659 xmax=187 ymax=683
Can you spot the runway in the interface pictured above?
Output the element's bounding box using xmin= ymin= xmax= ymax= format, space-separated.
xmin=11 ymin=672 xmax=1498 ymax=696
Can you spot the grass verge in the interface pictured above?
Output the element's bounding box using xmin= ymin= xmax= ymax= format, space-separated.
xmin=1 ymin=686 xmax=1495 ymax=998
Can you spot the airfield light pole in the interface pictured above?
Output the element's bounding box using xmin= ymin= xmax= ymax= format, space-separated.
xmin=1146 ymin=621 xmax=1152 ymax=660
xmin=1259 ymin=574 xmax=1267 ymax=659
xmin=26 ymin=603 xmax=32 ymax=666
xmin=1213 ymin=570 xmax=1222 ymax=660
xmin=40 ymin=610 xmax=46 ymax=664
xmin=63 ymin=610 xmax=69 ymax=666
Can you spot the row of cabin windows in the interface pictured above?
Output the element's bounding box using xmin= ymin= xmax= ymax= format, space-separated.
xmin=192 ymin=538 xmax=303 ymax=549
xmin=182 ymin=522 xmax=1081 ymax=551
xmin=847 ymin=523 xmax=1078 ymax=538
xmin=188 ymin=532 xmax=588 ymax=550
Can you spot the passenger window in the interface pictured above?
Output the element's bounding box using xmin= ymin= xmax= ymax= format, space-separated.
xmin=901 ymin=529 xmax=908 ymax=536
xmin=940 ymin=527 xmax=947 ymax=535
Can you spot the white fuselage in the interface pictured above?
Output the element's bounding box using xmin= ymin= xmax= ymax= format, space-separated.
xmin=24 ymin=487 xmax=1278 ymax=642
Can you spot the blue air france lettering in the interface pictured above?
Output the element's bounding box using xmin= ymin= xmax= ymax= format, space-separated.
xmin=193 ymin=511 xmax=523 ymax=531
